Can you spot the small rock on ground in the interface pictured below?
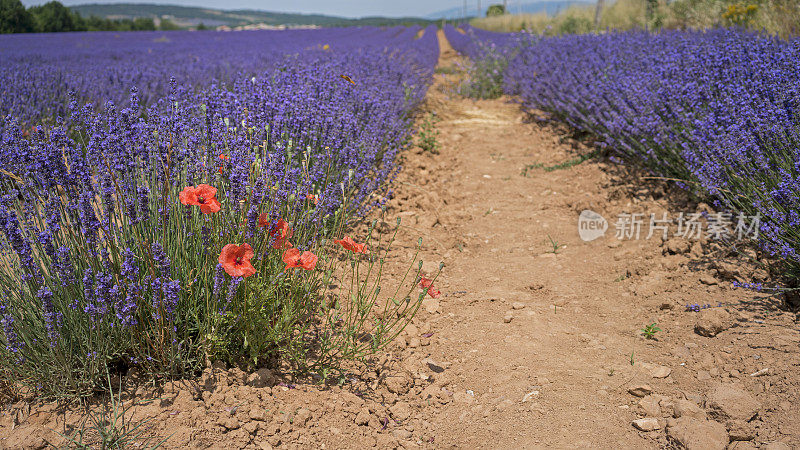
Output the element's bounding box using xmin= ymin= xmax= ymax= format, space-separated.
xmin=632 ymin=418 xmax=660 ymax=431
xmin=694 ymin=308 xmax=731 ymax=337
xmin=705 ymin=383 xmax=760 ymax=421
xmin=628 ymin=385 xmax=653 ymax=397
xmin=666 ymin=417 xmax=729 ymax=450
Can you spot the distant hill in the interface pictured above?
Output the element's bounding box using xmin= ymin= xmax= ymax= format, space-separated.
xmin=427 ymin=1 xmax=593 ymax=20
xmin=70 ymin=3 xmax=435 ymax=28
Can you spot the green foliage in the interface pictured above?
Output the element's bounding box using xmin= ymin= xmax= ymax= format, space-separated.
xmin=487 ymin=4 xmax=506 ymax=17
xmin=641 ymin=322 xmax=661 ymax=340
xmin=546 ymin=234 xmax=562 ymax=254
xmin=29 ymin=1 xmax=80 ymax=33
xmin=0 ymin=0 xmax=36 ymax=33
xmin=434 ymin=66 xmax=459 ymax=75
xmin=521 ymin=148 xmax=602 ymax=176
xmin=82 ymin=14 xmax=155 ymax=32
xmin=158 ymin=18 xmax=179 ymax=31
xmin=0 ymin=0 xmax=162 ymax=33
xmin=556 ymin=14 xmax=593 ymax=34
xmin=196 ymin=22 xmax=208 ymax=30
xmin=458 ymin=44 xmax=508 ymax=99
xmin=54 ymin=377 xmax=169 ymax=449
xmin=132 ymin=17 xmax=156 ymax=30
xmin=417 ymin=113 xmax=440 ymax=154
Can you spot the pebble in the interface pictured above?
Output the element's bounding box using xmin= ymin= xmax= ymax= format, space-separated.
xmin=503 ymin=312 xmax=513 ymax=323
xmin=628 ymin=385 xmax=653 ymax=397
xmin=699 ymin=274 xmax=718 ymax=285
xmin=248 ymin=408 xmax=267 ymax=422
xmin=673 ymin=399 xmax=706 ymax=419
xmin=694 ymin=308 xmax=731 ymax=337
xmin=666 ymin=417 xmax=728 ymax=450
xmin=638 ymin=396 xmax=661 ymax=417
xmin=727 ymin=420 xmax=756 ymax=441
xmin=522 ymin=391 xmax=540 ymax=402
xmin=632 ymin=418 xmax=661 ymax=431
xmin=512 ymin=302 xmax=526 ymax=310
xmin=705 ymin=383 xmax=760 ymax=421
xmin=650 ymin=365 xmax=672 ymax=378
xmin=354 ymin=408 xmax=371 ymax=426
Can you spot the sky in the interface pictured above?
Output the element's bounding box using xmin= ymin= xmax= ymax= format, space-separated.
xmin=20 ymin=0 xmax=471 ymax=18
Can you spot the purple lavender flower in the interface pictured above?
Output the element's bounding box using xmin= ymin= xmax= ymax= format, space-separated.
xmin=212 ymin=264 xmax=225 ymax=299
xmin=1 ymin=313 xmax=23 ymax=355
xmin=161 ymin=279 xmax=181 ymax=318
xmin=54 ymin=247 xmax=76 ymax=287
xmin=150 ymin=242 xmax=170 ymax=277
xmin=37 ymin=286 xmax=60 ymax=347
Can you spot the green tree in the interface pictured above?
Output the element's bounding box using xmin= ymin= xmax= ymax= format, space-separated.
xmin=29 ymin=1 xmax=77 ymax=32
xmin=0 ymin=0 xmax=36 ymax=33
xmin=486 ymin=4 xmax=506 ymax=16
xmin=158 ymin=18 xmax=180 ymax=30
xmin=85 ymin=14 xmax=115 ymax=31
xmin=132 ymin=17 xmax=156 ymax=31
xmin=196 ymin=22 xmax=208 ymax=30
xmin=70 ymin=9 xmax=87 ymax=31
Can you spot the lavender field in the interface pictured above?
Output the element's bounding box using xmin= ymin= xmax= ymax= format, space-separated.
xmin=0 ymin=26 xmax=438 ymax=397
xmin=2 ymin=13 xmax=800 ymax=449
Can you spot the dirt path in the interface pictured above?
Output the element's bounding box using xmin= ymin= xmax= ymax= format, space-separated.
xmin=2 ymin=29 xmax=798 ymax=450
xmin=371 ymin=30 xmax=799 ymax=449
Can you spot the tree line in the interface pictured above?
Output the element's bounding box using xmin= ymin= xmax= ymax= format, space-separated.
xmin=1 ymin=0 xmax=184 ymax=34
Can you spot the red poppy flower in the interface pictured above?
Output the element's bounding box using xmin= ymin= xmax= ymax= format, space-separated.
xmin=257 ymin=212 xmax=269 ymax=228
xmin=418 ymin=275 xmax=440 ymax=298
xmin=306 ymin=194 xmax=319 ymax=205
xmin=258 ymin=216 xmax=293 ymax=249
xmin=179 ymin=184 xmax=221 ymax=214
xmin=282 ymin=248 xmax=318 ymax=271
xmin=219 ymin=153 xmax=229 ymax=160
xmin=334 ymin=236 xmax=367 ymax=254
xmin=219 ymin=243 xmax=256 ymax=278
xmin=418 ymin=275 xmax=433 ymax=289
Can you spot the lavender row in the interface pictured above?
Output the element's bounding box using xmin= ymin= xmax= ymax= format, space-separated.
xmin=444 ymin=24 xmax=520 ymax=60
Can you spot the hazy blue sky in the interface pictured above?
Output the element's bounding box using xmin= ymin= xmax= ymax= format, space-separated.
xmin=20 ymin=0 xmax=474 ymax=18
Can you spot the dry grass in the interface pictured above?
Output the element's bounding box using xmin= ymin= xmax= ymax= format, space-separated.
xmin=470 ymin=12 xmax=550 ymax=33
xmin=0 ymin=373 xmax=19 ymax=406
xmin=471 ymin=0 xmax=799 ymax=38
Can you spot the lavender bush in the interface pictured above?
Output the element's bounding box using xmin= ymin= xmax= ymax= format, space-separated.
xmin=0 ymin=26 xmax=440 ymax=398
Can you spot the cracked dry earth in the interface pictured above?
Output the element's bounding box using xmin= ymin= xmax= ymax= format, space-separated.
xmin=2 ymin=30 xmax=800 ymax=450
